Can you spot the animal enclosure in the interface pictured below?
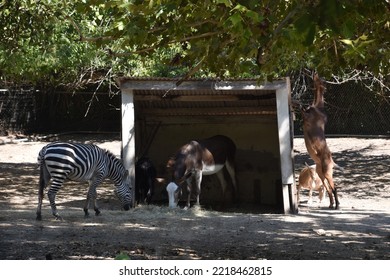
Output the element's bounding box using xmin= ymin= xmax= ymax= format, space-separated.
xmin=1 ymin=135 xmax=389 ymax=260
xmin=119 ymin=78 xmax=296 ymax=213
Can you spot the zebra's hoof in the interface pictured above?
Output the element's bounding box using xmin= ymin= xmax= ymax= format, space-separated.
xmin=55 ymin=216 xmax=63 ymax=221
xmin=95 ymin=210 xmax=101 ymax=216
xmin=36 ymin=215 xmax=42 ymax=221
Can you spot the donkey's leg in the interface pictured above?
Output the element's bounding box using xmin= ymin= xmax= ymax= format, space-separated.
xmin=216 ymin=170 xmax=228 ymax=201
xmin=193 ymin=171 xmax=202 ymax=207
xmin=185 ymin=177 xmax=193 ymax=208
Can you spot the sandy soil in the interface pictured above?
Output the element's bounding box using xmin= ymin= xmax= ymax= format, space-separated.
xmin=0 ymin=134 xmax=389 ymax=260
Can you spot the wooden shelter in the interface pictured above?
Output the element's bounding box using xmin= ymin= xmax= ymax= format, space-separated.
xmin=118 ymin=77 xmax=297 ymax=213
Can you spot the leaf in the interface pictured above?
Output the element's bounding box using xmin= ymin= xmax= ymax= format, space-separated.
xmin=304 ymin=24 xmax=316 ymax=46
xmin=115 ymin=252 xmax=130 ymax=260
xmin=116 ymin=21 xmax=125 ymax=31
xmin=341 ymin=19 xmax=356 ymax=38
xmin=294 ymin=13 xmax=313 ymax=33
xmin=232 ymin=4 xmax=248 ymax=13
xmin=340 ymin=39 xmax=354 ymax=46
xmin=216 ymin=0 xmax=233 ymax=7
xmin=359 ymin=34 xmax=368 ymax=41
xmin=228 ymin=13 xmax=243 ymax=26
xmin=245 ymin=10 xmax=263 ymax=23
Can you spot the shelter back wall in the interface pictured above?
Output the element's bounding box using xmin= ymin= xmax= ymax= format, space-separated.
xmin=137 ymin=118 xmax=282 ymax=209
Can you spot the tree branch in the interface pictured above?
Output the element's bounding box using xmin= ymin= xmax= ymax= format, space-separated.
xmin=175 ymin=56 xmax=205 ymax=87
xmin=65 ymin=15 xmax=114 ymax=42
xmin=273 ymin=5 xmax=301 ymax=37
xmin=107 ymin=31 xmax=220 ymax=57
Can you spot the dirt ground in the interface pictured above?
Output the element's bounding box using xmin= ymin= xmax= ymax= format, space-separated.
xmin=0 ymin=133 xmax=389 ymax=260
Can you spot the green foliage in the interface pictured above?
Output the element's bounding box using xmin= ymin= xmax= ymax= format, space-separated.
xmin=0 ymin=0 xmax=388 ymax=89
xmin=72 ymin=0 xmax=389 ymax=79
xmin=115 ymin=252 xmax=130 ymax=260
xmin=0 ymin=0 xmax=93 ymax=86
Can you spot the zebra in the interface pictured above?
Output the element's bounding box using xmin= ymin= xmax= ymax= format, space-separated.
xmin=36 ymin=142 xmax=133 ymax=220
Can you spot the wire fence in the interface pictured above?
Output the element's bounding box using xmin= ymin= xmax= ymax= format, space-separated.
xmin=0 ymin=89 xmax=120 ymax=135
xmin=1 ymin=78 xmax=390 ymax=136
xmin=291 ymin=75 xmax=390 ymax=136
xmin=0 ymin=88 xmax=36 ymax=135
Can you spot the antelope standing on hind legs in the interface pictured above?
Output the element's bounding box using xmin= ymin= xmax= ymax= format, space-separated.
xmin=301 ymin=74 xmax=340 ymax=209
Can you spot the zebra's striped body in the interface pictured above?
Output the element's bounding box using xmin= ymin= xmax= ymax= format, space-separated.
xmin=36 ymin=142 xmax=132 ymax=220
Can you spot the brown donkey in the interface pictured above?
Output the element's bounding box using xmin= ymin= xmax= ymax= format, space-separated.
xmin=301 ymin=74 xmax=340 ymax=209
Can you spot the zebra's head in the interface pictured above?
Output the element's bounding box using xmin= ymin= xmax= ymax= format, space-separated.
xmin=116 ymin=169 xmax=132 ymax=211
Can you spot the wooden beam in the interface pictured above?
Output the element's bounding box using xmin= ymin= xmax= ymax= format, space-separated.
xmin=138 ymin=107 xmax=277 ymax=117
xmin=134 ymin=93 xmax=277 ymax=102
xmin=134 ymin=94 xmax=242 ymax=102
xmin=136 ymin=114 xmax=277 ymax=124
xmin=118 ymin=78 xmax=288 ymax=92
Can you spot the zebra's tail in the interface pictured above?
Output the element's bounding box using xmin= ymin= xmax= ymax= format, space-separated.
xmin=37 ymin=147 xmax=50 ymax=197
xmin=37 ymin=146 xmax=46 ymax=167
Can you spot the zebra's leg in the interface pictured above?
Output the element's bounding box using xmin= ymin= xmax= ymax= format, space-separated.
xmin=84 ymin=181 xmax=101 ymax=217
xmin=83 ymin=202 xmax=90 ymax=217
xmin=83 ymin=190 xmax=92 ymax=217
xmin=36 ymin=163 xmax=51 ymax=221
xmin=92 ymin=189 xmax=101 ymax=216
xmin=36 ymin=194 xmax=43 ymax=221
xmin=47 ymin=185 xmax=62 ymax=220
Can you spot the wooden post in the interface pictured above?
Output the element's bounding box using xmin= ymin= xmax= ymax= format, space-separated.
xmin=121 ymin=89 xmax=136 ymax=207
xmin=276 ymin=77 xmax=297 ymax=213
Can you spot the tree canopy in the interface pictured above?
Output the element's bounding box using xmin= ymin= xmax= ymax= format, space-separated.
xmin=0 ymin=0 xmax=389 ymax=89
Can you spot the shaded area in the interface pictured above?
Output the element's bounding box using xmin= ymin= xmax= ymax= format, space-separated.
xmin=0 ymin=204 xmax=388 ymax=260
xmin=0 ymin=137 xmax=389 ymax=260
xmin=294 ymin=142 xmax=390 ymax=200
